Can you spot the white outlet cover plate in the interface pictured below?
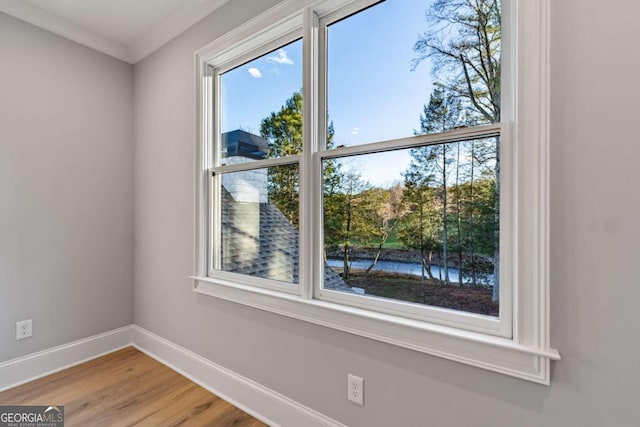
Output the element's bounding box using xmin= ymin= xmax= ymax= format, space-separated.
xmin=16 ymin=319 xmax=33 ymax=340
xmin=348 ymin=373 xmax=364 ymax=406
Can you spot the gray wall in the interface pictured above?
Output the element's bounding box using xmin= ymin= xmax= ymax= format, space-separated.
xmin=131 ymin=0 xmax=640 ymax=426
xmin=0 ymin=13 xmax=134 ymax=361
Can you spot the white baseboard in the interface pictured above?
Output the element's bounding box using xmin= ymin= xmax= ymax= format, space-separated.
xmin=0 ymin=324 xmax=344 ymax=427
xmin=131 ymin=325 xmax=345 ymax=427
xmin=0 ymin=325 xmax=133 ymax=393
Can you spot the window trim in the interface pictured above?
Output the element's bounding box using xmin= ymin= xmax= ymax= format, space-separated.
xmin=193 ymin=0 xmax=560 ymax=384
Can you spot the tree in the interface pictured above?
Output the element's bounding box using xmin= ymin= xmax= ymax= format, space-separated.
xmin=413 ymin=0 xmax=501 ymax=300
xmin=397 ymin=166 xmax=440 ymax=290
xmin=411 ymin=87 xmax=462 ymax=285
xmin=455 ymin=152 xmax=497 ymax=287
xmin=260 ymin=92 xmax=303 ymax=226
xmin=261 ymin=92 xmax=340 ymax=228
xmin=413 ymin=0 xmax=501 ymax=124
xmin=363 ymin=184 xmax=405 ymax=273
xmin=323 ymin=171 xmax=379 ymax=281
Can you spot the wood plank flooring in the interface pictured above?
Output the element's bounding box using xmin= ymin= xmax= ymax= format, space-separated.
xmin=0 ymin=347 xmax=268 ymax=427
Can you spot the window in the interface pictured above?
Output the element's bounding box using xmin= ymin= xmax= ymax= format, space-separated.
xmin=210 ymin=38 xmax=303 ymax=292
xmin=194 ymin=0 xmax=560 ymax=384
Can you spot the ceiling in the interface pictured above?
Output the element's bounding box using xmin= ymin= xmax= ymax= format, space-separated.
xmin=0 ymin=0 xmax=232 ymax=63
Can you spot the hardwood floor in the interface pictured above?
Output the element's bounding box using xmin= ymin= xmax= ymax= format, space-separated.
xmin=0 ymin=347 xmax=268 ymax=427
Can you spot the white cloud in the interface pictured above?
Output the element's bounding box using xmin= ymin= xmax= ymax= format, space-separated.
xmin=247 ymin=67 xmax=262 ymax=78
xmin=351 ymin=127 xmax=360 ymax=135
xmin=266 ymin=49 xmax=294 ymax=65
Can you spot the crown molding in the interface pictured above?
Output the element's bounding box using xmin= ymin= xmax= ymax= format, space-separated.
xmin=0 ymin=0 xmax=233 ymax=64
xmin=0 ymin=0 xmax=132 ymax=62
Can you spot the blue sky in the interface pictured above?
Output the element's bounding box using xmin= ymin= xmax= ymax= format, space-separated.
xmin=221 ymin=0 xmax=434 ymax=187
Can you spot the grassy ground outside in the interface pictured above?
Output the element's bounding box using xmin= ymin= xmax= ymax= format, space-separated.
xmin=349 ymin=228 xmax=406 ymax=250
xmin=380 ymin=228 xmax=404 ymax=249
xmin=340 ymin=269 xmax=498 ymax=317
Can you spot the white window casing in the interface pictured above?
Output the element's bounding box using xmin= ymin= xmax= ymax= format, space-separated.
xmin=192 ymin=0 xmax=560 ymax=384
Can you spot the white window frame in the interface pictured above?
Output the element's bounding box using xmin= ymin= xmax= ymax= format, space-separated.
xmin=192 ymin=0 xmax=560 ymax=384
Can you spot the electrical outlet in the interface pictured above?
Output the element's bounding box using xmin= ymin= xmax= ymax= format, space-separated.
xmin=16 ymin=319 xmax=32 ymax=340
xmin=347 ymin=374 xmax=364 ymax=406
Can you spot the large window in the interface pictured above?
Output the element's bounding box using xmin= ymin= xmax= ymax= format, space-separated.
xmin=194 ymin=0 xmax=559 ymax=384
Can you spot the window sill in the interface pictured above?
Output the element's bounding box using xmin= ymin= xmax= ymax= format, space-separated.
xmin=191 ymin=276 xmax=560 ymax=384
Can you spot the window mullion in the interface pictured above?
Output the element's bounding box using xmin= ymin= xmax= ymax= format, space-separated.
xmin=300 ymin=8 xmax=320 ymax=300
xmin=313 ymin=9 xmax=329 ymax=301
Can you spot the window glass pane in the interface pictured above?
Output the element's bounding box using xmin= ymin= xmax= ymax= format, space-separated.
xmin=326 ymin=0 xmax=501 ymax=148
xmin=220 ymin=39 xmax=303 ymax=164
xmin=217 ymin=164 xmax=300 ymax=283
xmin=322 ymin=138 xmax=499 ymax=316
